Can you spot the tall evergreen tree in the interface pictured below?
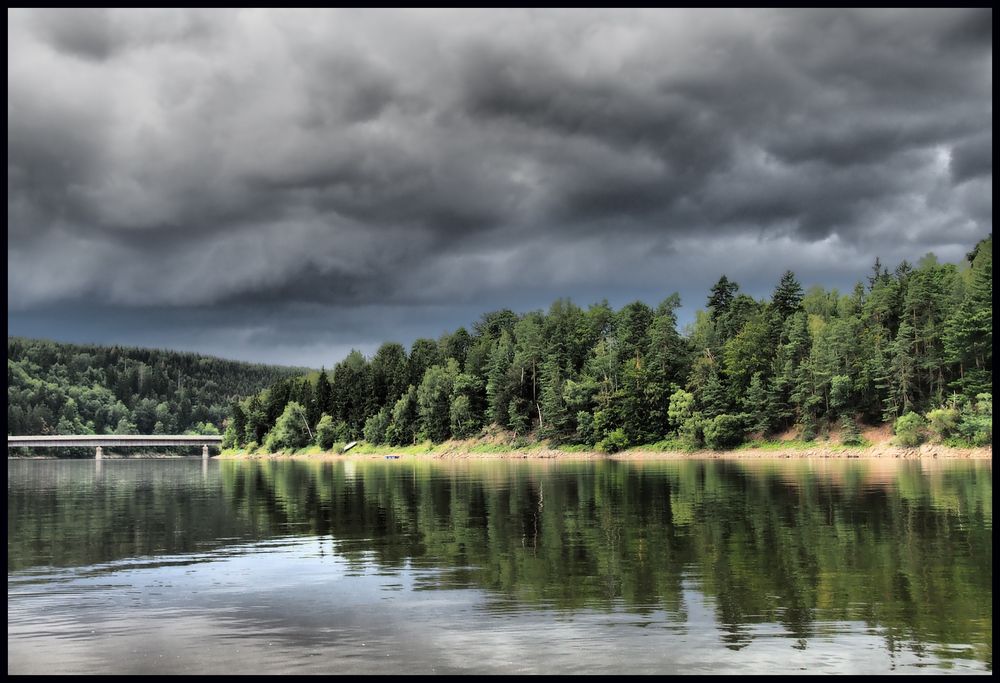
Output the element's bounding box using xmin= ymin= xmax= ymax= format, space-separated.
xmin=408 ymin=339 xmax=441 ymax=388
xmin=944 ymin=236 xmax=992 ymax=397
xmin=772 ymin=270 xmax=804 ymax=320
xmin=707 ymin=275 xmax=739 ymax=318
xmin=315 ymin=368 xmax=333 ymax=419
xmin=486 ymin=331 xmax=516 ymax=426
xmin=371 ymin=343 xmax=409 ymax=409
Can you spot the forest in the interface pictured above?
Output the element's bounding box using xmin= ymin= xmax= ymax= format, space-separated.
xmin=230 ymin=236 xmax=991 ymax=453
xmin=7 ymin=338 xmax=307 ymax=437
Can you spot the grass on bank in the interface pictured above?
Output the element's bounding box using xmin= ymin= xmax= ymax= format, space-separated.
xmin=217 ymin=433 xmax=920 ymax=458
xmin=734 ymin=437 xmax=872 ymax=452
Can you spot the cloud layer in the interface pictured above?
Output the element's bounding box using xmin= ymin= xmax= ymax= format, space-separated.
xmin=7 ymin=9 xmax=992 ymax=365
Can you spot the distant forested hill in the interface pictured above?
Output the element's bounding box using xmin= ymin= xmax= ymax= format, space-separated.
xmin=7 ymin=338 xmax=310 ymax=436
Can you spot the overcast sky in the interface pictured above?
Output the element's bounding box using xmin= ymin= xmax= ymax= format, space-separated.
xmin=7 ymin=8 xmax=992 ymax=368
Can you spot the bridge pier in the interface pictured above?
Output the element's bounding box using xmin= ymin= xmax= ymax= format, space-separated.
xmin=202 ymin=444 xmax=209 ymax=460
xmin=95 ymin=446 xmax=103 ymax=460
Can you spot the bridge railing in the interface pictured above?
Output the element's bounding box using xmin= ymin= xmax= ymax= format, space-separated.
xmin=8 ymin=435 xmax=223 ymax=459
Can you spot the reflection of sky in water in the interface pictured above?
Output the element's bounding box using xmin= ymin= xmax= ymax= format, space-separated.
xmin=9 ymin=536 xmax=989 ymax=675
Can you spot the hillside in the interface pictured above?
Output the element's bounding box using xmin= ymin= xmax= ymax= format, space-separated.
xmin=7 ymin=337 xmax=310 ymax=436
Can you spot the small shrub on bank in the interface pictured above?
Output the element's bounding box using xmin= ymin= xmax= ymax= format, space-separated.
xmin=894 ymin=412 xmax=927 ymax=447
xmin=315 ymin=414 xmax=338 ymax=450
xmin=926 ymin=407 xmax=960 ymax=443
xmin=800 ymin=418 xmax=817 ymax=442
xmin=839 ymin=416 xmax=863 ymax=446
xmin=956 ymin=393 xmax=992 ymax=447
xmin=222 ymin=421 xmax=240 ymax=450
xmin=703 ymin=414 xmax=745 ymax=451
xmin=596 ymin=428 xmax=630 ymax=453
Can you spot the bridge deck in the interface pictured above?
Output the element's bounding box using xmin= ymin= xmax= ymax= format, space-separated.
xmin=8 ymin=435 xmax=224 ymax=448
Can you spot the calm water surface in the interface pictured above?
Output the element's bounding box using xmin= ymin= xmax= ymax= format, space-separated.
xmin=7 ymin=458 xmax=992 ymax=674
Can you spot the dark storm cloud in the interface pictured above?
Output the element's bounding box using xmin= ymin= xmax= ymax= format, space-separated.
xmin=29 ymin=7 xmax=220 ymax=61
xmin=950 ymin=133 xmax=993 ymax=184
xmin=7 ymin=8 xmax=992 ymax=364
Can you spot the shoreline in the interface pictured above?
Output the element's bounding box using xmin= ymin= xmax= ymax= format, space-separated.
xmin=217 ymin=443 xmax=992 ymax=461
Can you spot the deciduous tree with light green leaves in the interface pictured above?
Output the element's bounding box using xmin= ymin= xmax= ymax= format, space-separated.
xmin=315 ymin=414 xmax=338 ymax=450
xmin=417 ymin=360 xmax=459 ymax=442
xmin=264 ymin=401 xmax=311 ymax=452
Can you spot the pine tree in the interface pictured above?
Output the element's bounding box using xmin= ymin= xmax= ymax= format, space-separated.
xmin=513 ymin=314 xmax=545 ymax=428
xmin=243 ymin=395 xmax=268 ymax=446
xmin=539 ymin=354 xmax=571 ymax=438
xmin=298 ymin=378 xmax=317 ymax=430
xmin=707 ymin=275 xmax=739 ymax=318
xmin=230 ymin=401 xmax=247 ymax=447
xmin=486 ymin=331 xmax=515 ymax=426
xmin=885 ymin=319 xmax=918 ymax=421
xmin=743 ymin=372 xmax=770 ymax=434
xmin=772 ymin=270 xmax=804 ymax=320
xmin=700 ymin=368 xmax=729 ymax=419
xmin=645 ymin=295 xmax=689 ymax=438
xmin=408 ymin=339 xmax=441 ymax=388
xmin=944 ymin=236 xmax=992 ymax=397
xmin=265 ymin=379 xmax=291 ymax=428
xmin=315 ymin=368 xmax=332 ymax=419
xmin=371 ymin=343 xmax=409 ymax=409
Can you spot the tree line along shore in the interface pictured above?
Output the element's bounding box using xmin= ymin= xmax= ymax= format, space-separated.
xmin=225 ymin=236 xmax=992 ymax=457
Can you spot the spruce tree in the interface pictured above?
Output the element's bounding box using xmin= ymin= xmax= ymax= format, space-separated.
xmin=486 ymin=331 xmax=515 ymax=426
xmin=772 ymin=270 xmax=804 ymax=320
xmin=707 ymin=275 xmax=739 ymax=318
xmin=315 ymin=368 xmax=332 ymax=419
xmin=743 ymin=372 xmax=770 ymax=434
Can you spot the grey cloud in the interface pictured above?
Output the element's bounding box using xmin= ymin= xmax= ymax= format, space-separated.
xmin=31 ymin=8 xmax=118 ymax=60
xmin=6 ymin=8 xmax=992 ymax=364
xmin=950 ymin=134 xmax=993 ymax=184
xmin=28 ymin=8 xmax=220 ymax=61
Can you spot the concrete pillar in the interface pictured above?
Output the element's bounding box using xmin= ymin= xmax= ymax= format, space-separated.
xmin=202 ymin=444 xmax=209 ymax=460
xmin=95 ymin=446 xmax=103 ymax=460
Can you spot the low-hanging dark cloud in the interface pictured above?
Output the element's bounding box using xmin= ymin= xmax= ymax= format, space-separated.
xmin=7 ymin=8 xmax=992 ymax=366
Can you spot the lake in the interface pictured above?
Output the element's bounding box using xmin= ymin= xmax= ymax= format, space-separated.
xmin=7 ymin=458 xmax=992 ymax=674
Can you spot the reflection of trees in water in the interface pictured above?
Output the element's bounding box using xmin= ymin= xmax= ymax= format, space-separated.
xmin=228 ymin=459 xmax=993 ymax=668
xmin=7 ymin=459 xmax=992 ymax=666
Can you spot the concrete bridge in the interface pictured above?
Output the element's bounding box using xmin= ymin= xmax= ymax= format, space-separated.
xmin=7 ymin=435 xmax=223 ymax=459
